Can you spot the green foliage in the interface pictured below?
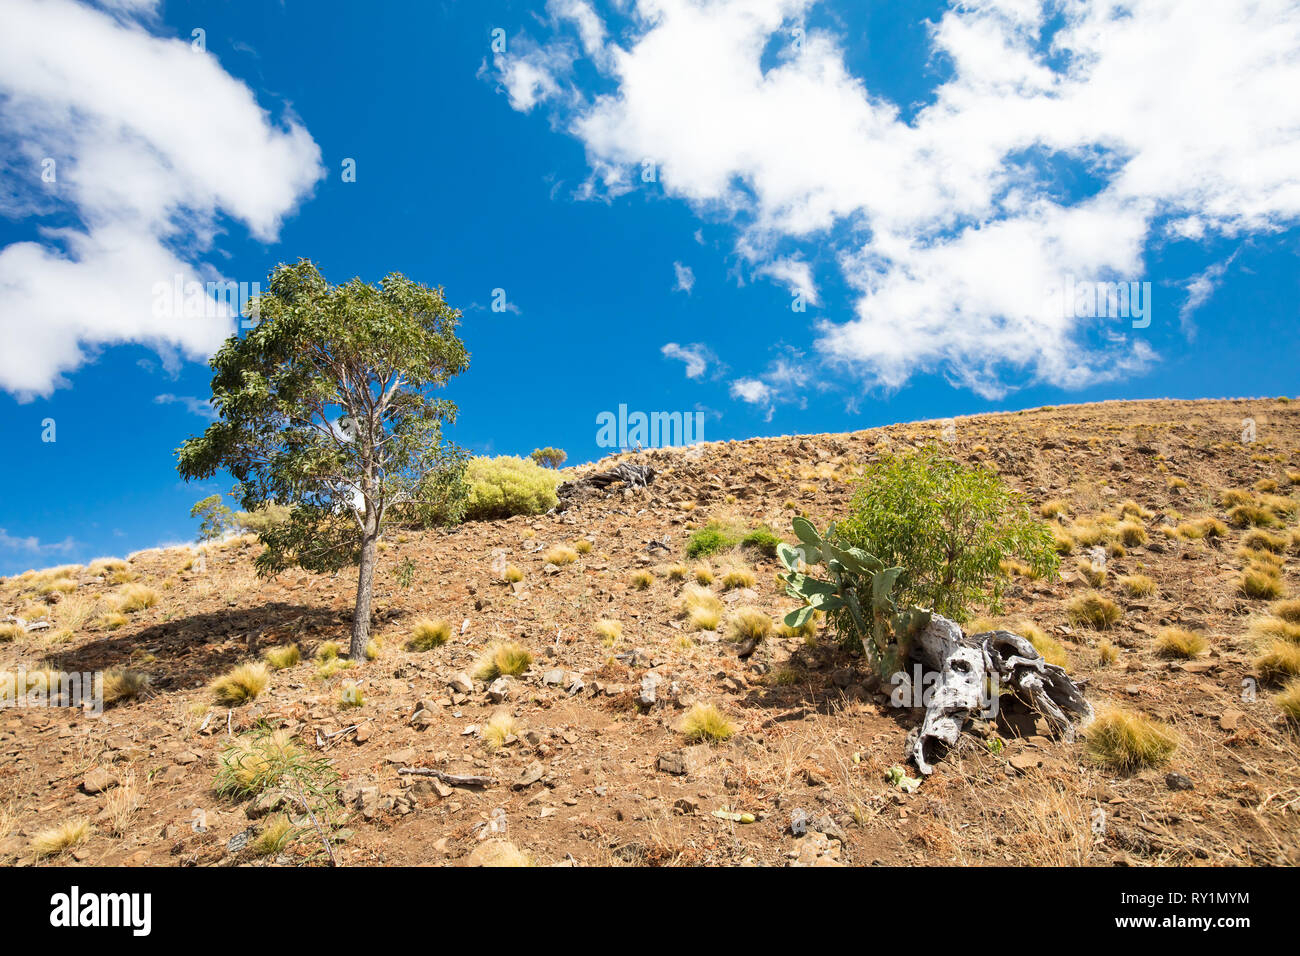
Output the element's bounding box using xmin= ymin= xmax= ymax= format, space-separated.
xmin=777 ymin=517 xmax=930 ymax=676
xmin=464 ymin=455 xmax=559 ymax=520
xmin=740 ymin=527 xmax=781 ymax=557
xmin=234 ymin=500 xmax=293 ymax=535
xmin=175 ymin=260 xmax=469 ymax=658
xmin=214 ymin=729 xmax=342 ymax=863
xmin=832 ymin=446 xmax=1059 ymax=622
xmin=685 ymin=523 xmax=736 ymax=559
xmin=190 ymin=494 xmax=234 ymax=541
xmin=685 ymin=521 xmax=780 ymax=560
xmin=176 ymin=260 xmax=470 ymax=578
xmin=529 ymin=446 xmax=567 ymax=469
xmin=395 ymin=557 xmax=417 ymax=589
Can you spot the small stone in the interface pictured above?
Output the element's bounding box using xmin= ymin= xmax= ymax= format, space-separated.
xmin=449 ymin=673 xmax=474 ymax=695
xmin=385 ymin=748 xmax=418 ymax=765
xmin=1165 ymin=772 xmax=1194 ymax=791
xmin=81 ymin=768 xmax=117 ymax=795
xmin=513 ymin=761 xmax=544 ymax=790
xmin=488 ymin=678 xmax=511 ymax=703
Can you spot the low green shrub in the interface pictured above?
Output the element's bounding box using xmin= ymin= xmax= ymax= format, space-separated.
xmin=463 ymin=456 xmax=559 ymax=520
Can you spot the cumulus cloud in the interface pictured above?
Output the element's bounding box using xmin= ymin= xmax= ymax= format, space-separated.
xmin=672 ymin=260 xmax=695 ymax=293
xmin=661 ymin=341 xmax=714 ymax=378
xmin=0 ymin=0 xmax=323 ymax=399
xmin=490 ymin=0 xmax=1300 ymax=400
xmin=730 ymin=377 xmax=772 ymax=406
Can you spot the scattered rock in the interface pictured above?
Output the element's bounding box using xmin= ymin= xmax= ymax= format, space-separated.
xmin=80 ymin=768 xmax=117 ymax=795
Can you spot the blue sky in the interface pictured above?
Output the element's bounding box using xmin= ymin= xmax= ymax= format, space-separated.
xmin=1 ymin=0 xmax=1298 ymax=575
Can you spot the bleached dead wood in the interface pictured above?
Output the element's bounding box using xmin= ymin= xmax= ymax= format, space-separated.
xmin=908 ymin=614 xmax=1092 ymax=775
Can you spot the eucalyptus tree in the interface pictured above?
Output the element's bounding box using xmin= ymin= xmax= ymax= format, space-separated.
xmin=178 ymin=259 xmax=470 ymax=659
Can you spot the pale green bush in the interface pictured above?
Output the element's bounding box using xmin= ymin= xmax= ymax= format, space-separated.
xmin=464 ymin=456 xmax=559 ymax=520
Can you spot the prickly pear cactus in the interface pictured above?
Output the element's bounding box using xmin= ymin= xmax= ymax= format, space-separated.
xmin=777 ymin=517 xmax=931 ymax=676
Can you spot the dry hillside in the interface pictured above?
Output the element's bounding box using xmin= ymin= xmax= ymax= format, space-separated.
xmin=2 ymin=397 xmax=1299 ymax=867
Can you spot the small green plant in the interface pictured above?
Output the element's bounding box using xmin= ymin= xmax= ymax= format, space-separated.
xmin=831 ymin=446 xmax=1059 ymax=622
xmin=395 ymin=557 xmax=417 ymax=588
xmin=686 ymin=522 xmax=739 ymax=559
xmin=214 ymin=729 xmax=341 ymax=863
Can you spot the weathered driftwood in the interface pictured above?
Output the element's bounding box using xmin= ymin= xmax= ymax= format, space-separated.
xmin=396 ymin=767 xmax=495 ymax=787
xmin=557 ymin=462 xmax=657 ymax=498
xmin=908 ymin=614 xmax=1092 ymax=775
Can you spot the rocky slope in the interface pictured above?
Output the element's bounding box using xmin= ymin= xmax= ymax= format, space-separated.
xmin=1 ymin=397 xmax=1298 ymax=866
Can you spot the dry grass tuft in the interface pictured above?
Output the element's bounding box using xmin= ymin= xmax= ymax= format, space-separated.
xmin=726 ymin=606 xmax=773 ymax=643
xmin=472 ymin=641 xmax=533 ymax=681
xmin=1085 ymin=707 xmax=1178 ymax=771
xmin=30 ymin=818 xmax=90 ymax=859
xmin=594 ymin=618 xmax=623 ymax=646
xmin=210 ymin=662 xmax=270 ymax=706
xmin=264 ymin=645 xmax=301 ymax=669
xmin=720 ymin=565 xmax=756 ymax=590
xmin=1272 ymin=599 xmax=1300 ymax=623
xmin=628 ymin=569 xmax=654 ymax=590
xmin=1256 ymin=641 xmax=1300 ymax=683
xmin=114 ymin=583 xmax=159 ymax=613
xmin=408 ymin=618 xmax=452 ymax=651
xmin=1119 ymin=573 xmax=1157 ymax=597
xmin=1274 ymin=678 xmax=1300 ymax=723
xmin=1066 ymin=592 xmax=1121 ymax=629
xmin=1097 ymin=638 xmax=1119 ymax=666
xmin=102 ymin=669 xmax=151 ymax=705
xmin=483 ymin=711 xmax=519 ymax=751
xmin=544 ymin=546 xmax=579 ymax=566
xmin=679 ymin=703 xmax=736 ymax=744
xmin=1155 ymin=627 xmax=1208 ymax=659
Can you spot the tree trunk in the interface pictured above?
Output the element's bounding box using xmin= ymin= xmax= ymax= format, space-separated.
xmin=349 ymin=518 xmax=379 ymax=660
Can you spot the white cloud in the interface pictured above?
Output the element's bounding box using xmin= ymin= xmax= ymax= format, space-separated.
xmin=492 ymin=0 xmax=1300 ymax=398
xmin=730 ymin=378 xmax=772 ymax=405
xmin=0 ymin=0 xmax=323 ymax=399
xmin=672 ymin=260 xmax=695 ymax=293
xmin=661 ymin=341 xmax=713 ymax=378
xmin=1178 ymin=254 xmax=1237 ymax=341
xmin=0 ymin=527 xmax=79 ymax=557
xmin=154 ymin=393 xmax=217 ymax=420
